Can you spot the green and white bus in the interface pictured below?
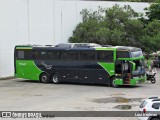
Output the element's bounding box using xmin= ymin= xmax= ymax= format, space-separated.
xmin=14 ymin=43 xmax=146 ymax=87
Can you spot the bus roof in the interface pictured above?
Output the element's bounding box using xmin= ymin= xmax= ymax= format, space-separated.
xmin=107 ymin=46 xmax=142 ymax=52
xmin=15 ymin=44 xmax=141 ymax=52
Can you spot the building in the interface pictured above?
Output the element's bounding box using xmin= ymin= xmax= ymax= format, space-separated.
xmin=0 ymin=0 xmax=149 ymax=77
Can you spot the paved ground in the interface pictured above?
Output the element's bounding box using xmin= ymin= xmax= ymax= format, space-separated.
xmin=0 ymin=68 xmax=159 ymax=120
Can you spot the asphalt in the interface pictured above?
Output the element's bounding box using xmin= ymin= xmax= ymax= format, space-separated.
xmin=0 ymin=68 xmax=159 ymax=120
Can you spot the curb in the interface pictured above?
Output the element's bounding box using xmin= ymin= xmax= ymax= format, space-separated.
xmin=0 ymin=76 xmax=15 ymax=80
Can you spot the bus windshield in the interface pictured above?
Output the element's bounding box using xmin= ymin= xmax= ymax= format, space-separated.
xmin=133 ymin=59 xmax=145 ymax=68
xmin=130 ymin=51 xmax=143 ymax=58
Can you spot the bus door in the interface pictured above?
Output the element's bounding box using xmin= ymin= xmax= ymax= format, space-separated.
xmin=115 ymin=60 xmax=131 ymax=84
xmin=115 ymin=60 xmax=123 ymax=79
xmin=122 ymin=60 xmax=132 ymax=84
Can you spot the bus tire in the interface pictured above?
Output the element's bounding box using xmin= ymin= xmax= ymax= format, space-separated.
xmin=51 ymin=73 xmax=61 ymax=84
xmin=40 ymin=73 xmax=49 ymax=83
xmin=110 ymin=78 xmax=118 ymax=88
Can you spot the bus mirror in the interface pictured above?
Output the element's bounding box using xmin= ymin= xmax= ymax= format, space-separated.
xmin=132 ymin=63 xmax=136 ymax=71
xmin=129 ymin=61 xmax=136 ymax=71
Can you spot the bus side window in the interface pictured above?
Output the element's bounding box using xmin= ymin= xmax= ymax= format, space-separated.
xmin=117 ymin=51 xmax=129 ymax=58
xmin=48 ymin=51 xmax=62 ymax=60
xmin=63 ymin=51 xmax=78 ymax=61
xmin=34 ymin=51 xmax=47 ymax=60
xmin=17 ymin=50 xmax=33 ymax=60
xmin=25 ymin=50 xmax=33 ymax=60
xmin=80 ymin=51 xmax=96 ymax=61
xmin=97 ymin=51 xmax=113 ymax=62
xmin=48 ymin=51 xmax=53 ymax=59
xmin=34 ymin=51 xmax=39 ymax=60
xmin=40 ymin=51 xmax=47 ymax=60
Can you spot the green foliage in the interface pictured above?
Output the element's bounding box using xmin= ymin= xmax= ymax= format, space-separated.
xmin=143 ymin=19 xmax=160 ymax=36
xmin=140 ymin=33 xmax=160 ymax=52
xmin=69 ymin=4 xmax=143 ymax=46
xmin=69 ymin=4 xmax=160 ymax=52
xmin=139 ymin=1 xmax=160 ymax=52
xmin=145 ymin=0 xmax=160 ymax=21
xmin=140 ymin=20 xmax=160 ymax=52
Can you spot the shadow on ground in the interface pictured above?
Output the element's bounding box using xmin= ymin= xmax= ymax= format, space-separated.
xmin=17 ymin=80 xmax=141 ymax=88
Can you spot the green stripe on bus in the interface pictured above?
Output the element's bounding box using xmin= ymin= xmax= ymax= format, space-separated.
xmin=118 ymin=56 xmax=144 ymax=60
xmin=98 ymin=62 xmax=115 ymax=76
xmin=16 ymin=47 xmax=32 ymax=49
xmin=15 ymin=60 xmax=42 ymax=80
xmin=96 ymin=48 xmax=116 ymax=50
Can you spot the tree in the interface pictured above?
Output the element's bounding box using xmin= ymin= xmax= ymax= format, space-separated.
xmin=140 ymin=20 xmax=160 ymax=52
xmin=69 ymin=4 xmax=143 ymax=47
xmin=144 ymin=0 xmax=160 ymax=21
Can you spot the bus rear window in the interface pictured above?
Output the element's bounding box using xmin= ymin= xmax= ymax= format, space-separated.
xmin=16 ymin=50 xmax=33 ymax=60
xmin=17 ymin=51 xmax=24 ymax=59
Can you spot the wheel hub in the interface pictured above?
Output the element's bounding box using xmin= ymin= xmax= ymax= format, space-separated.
xmin=42 ymin=76 xmax=47 ymax=81
xmin=53 ymin=76 xmax=58 ymax=82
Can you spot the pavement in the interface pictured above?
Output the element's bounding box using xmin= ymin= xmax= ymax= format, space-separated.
xmin=0 ymin=68 xmax=159 ymax=120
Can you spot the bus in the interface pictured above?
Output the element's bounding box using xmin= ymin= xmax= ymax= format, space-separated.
xmin=14 ymin=43 xmax=146 ymax=87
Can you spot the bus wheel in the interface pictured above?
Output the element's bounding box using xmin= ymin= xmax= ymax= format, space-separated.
xmin=110 ymin=78 xmax=118 ymax=88
xmin=51 ymin=74 xmax=60 ymax=84
xmin=40 ymin=73 xmax=49 ymax=83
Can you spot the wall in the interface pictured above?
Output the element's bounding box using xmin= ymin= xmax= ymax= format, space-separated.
xmin=0 ymin=0 xmax=149 ymax=77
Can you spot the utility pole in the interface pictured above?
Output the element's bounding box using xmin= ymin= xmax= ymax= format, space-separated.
xmin=53 ymin=0 xmax=55 ymax=45
xmin=27 ymin=0 xmax=30 ymax=44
